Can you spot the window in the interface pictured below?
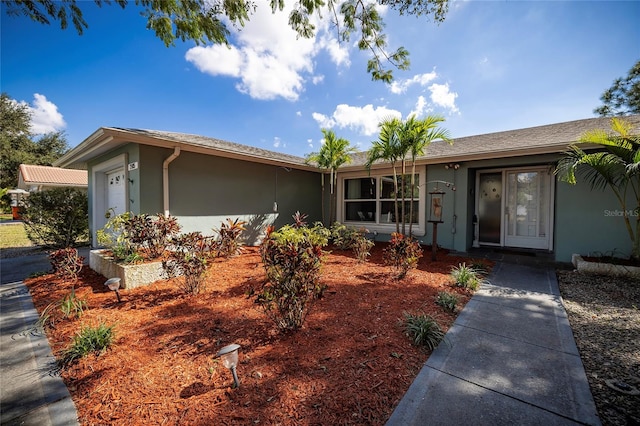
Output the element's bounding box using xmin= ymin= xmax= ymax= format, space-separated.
xmin=342 ymin=174 xmax=422 ymax=227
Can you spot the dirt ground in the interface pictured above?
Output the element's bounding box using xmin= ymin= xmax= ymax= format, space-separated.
xmin=25 ymin=244 xmax=484 ymax=425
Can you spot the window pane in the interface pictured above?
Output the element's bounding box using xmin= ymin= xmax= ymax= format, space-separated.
xmin=345 ymin=201 xmax=376 ymax=221
xmin=380 ymin=201 xmax=418 ymax=224
xmin=345 ymin=178 xmax=375 ymax=200
xmin=380 ymin=175 xmax=419 ymax=199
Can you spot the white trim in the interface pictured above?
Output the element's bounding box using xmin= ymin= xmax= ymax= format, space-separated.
xmin=91 ymin=154 xmax=128 ymax=246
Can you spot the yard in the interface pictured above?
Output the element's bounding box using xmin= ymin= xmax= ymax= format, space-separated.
xmin=24 ymin=244 xmax=480 ymax=425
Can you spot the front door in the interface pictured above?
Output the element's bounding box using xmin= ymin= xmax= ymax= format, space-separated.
xmin=107 ymin=169 xmax=126 ymax=217
xmin=475 ymin=167 xmax=553 ymax=250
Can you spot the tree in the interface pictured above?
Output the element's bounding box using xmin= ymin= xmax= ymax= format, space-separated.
xmin=594 ymin=59 xmax=640 ymax=117
xmin=4 ymin=0 xmax=450 ymax=83
xmin=555 ymin=117 xmax=640 ymax=259
xmin=305 ymin=129 xmax=356 ymax=225
xmin=0 ymin=93 xmax=69 ymax=190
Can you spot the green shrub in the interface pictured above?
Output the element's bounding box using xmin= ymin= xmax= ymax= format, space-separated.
xmin=59 ymin=322 xmax=115 ymax=368
xmin=353 ymin=233 xmax=375 ymax=263
xmin=59 ymin=287 xmax=87 ymax=319
xmin=215 ymin=218 xmax=247 ymax=258
xmin=450 ymin=263 xmax=483 ymax=290
xmin=330 ymin=222 xmax=361 ymax=250
xmin=49 ymin=247 xmax=84 ymax=281
xmin=257 ymin=220 xmax=329 ymax=332
xmin=384 ymin=232 xmax=423 ymax=279
xmin=21 ymin=188 xmax=89 ymax=248
xmin=403 ymin=312 xmax=445 ymax=350
xmin=435 ymin=291 xmax=458 ymax=312
xmin=162 ymin=232 xmax=211 ymax=295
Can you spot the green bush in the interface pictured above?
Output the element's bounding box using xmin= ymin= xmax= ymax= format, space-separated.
xmin=21 ymin=188 xmax=88 ymax=248
xmin=59 ymin=321 xmax=115 ymax=368
xmin=403 ymin=312 xmax=445 ymax=350
xmin=257 ymin=220 xmax=329 ymax=332
xmin=162 ymin=232 xmax=211 ymax=295
xmin=384 ymin=232 xmax=423 ymax=279
xmin=330 ymin=222 xmax=361 ymax=250
xmin=59 ymin=287 xmax=87 ymax=319
xmin=435 ymin=291 xmax=458 ymax=312
xmin=353 ymin=233 xmax=375 ymax=262
xmin=450 ymin=263 xmax=483 ymax=291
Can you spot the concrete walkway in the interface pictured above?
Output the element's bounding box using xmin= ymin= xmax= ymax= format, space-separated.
xmin=386 ymin=262 xmax=601 ymax=425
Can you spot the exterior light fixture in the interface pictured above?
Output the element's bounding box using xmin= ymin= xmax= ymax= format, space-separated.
xmin=216 ymin=343 xmax=241 ymax=388
xmin=104 ymin=278 xmax=122 ymax=303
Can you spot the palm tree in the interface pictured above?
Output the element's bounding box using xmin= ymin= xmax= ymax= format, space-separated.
xmin=401 ymin=115 xmax=451 ymax=235
xmin=366 ymin=117 xmax=403 ymax=233
xmin=556 ymin=117 xmax=640 ymax=259
xmin=306 ymin=129 xmax=356 ymax=225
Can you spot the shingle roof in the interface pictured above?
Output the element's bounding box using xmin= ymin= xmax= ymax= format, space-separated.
xmin=349 ymin=115 xmax=640 ymax=169
xmin=18 ymin=164 xmax=87 ymax=186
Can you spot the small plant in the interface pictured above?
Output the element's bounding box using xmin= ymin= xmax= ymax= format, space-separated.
xmin=470 ymin=261 xmax=490 ymax=276
xmin=403 ymin=312 xmax=445 ymax=350
xmin=352 ymin=232 xmax=375 ymax=262
xmin=257 ymin=220 xmax=329 ymax=332
xmin=292 ymin=211 xmax=308 ymax=228
xmin=49 ymin=247 xmax=84 ymax=281
xmin=450 ymin=263 xmax=483 ymax=291
xmin=330 ymin=222 xmax=361 ymax=250
xmin=58 ymin=321 xmax=115 ymax=368
xmin=162 ymin=232 xmax=210 ymax=295
xmin=384 ymin=233 xmax=423 ymax=279
xmin=216 ymin=218 xmax=247 ymax=258
xmin=97 ymin=211 xmax=135 ymax=262
xmin=28 ymin=302 xmax=57 ymax=333
xmin=59 ymin=287 xmax=87 ymax=319
xmin=435 ymin=291 xmax=458 ymax=313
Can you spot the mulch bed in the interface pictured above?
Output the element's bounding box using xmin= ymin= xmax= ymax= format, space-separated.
xmin=24 ymin=244 xmax=487 ymax=425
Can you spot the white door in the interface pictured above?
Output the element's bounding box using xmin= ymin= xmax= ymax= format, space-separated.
xmin=504 ymin=170 xmax=552 ymax=250
xmin=106 ymin=169 xmax=126 ymax=217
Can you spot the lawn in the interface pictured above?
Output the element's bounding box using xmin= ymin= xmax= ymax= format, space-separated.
xmin=24 ymin=244 xmax=486 ymax=425
xmin=0 ymin=222 xmax=33 ymax=249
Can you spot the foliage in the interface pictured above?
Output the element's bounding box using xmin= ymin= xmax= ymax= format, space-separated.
xmin=59 ymin=287 xmax=87 ymax=319
xmin=352 ymin=232 xmax=375 ymax=263
xmin=49 ymin=247 xmax=84 ymax=281
xmin=59 ymin=321 xmax=115 ymax=368
xmin=305 ymin=130 xmax=356 ymax=225
xmin=435 ymin=291 xmax=458 ymax=313
xmin=470 ymin=261 xmax=490 ymax=276
xmin=330 ymin=222 xmax=360 ymax=250
xmin=555 ymin=117 xmax=640 ymax=259
xmin=162 ymin=232 xmax=211 ymax=295
xmin=450 ymin=263 xmax=482 ymax=291
xmin=383 ymin=232 xmax=423 ymax=279
xmin=21 ymin=188 xmax=89 ymax=248
xmin=5 ymin=1 xmax=450 ymax=83
xmin=0 ymin=93 xmax=69 ymax=189
xmin=402 ymin=312 xmax=445 ymax=350
xmin=215 ymin=218 xmax=247 ymax=258
xmin=257 ymin=220 xmax=329 ymax=332
xmin=97 ymin=211 xmax=135 ymax=261
xmin=594 ymin=59 xmax=640 ymax=117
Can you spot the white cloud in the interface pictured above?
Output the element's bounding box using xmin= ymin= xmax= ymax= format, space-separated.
xmin=428 ymin=83 xmax=459 ymax=114
xmin=409 ymin=95 xmax=431 ymax=118
xmin=312 ymin=75 xmax=325 ymax=85
xmin=273 ymin=136 xmax=283 ymax=148
xmin=184 ymin=45 xmax=242 ymax=77
xmin=22 ymin=94 xmax=66 ymax=134
xmin=307 ymin=138 xmax=314 ymax=148
xmin=389 ymin=69 xmax=438 ymax=94
xmin=296 ymin=111 xmax=302 ymax=116
xmin=313 ymin=104 xmax=402 ymax=136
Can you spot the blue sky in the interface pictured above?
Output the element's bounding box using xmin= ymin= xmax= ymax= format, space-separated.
xmin=2 ymin=1 xmax=639 ymax=157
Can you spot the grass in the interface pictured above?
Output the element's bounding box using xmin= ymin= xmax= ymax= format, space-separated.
xmin=0 ymin=213 xmax=14 ymax=222
xmin=0 ymin=222 xmax=33 ymax=249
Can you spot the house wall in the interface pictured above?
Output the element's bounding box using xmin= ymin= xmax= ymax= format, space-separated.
xmin=136 ymin=146 xmax=322 ymax=245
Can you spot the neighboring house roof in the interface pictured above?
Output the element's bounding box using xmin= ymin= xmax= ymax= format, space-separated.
xmin=348 ymin=115 xmax=640 ymax=171
xmin=17 ymin=164 xmax=88 ymax=190
xmin=54 ymin=127 xmax=315 ymax=171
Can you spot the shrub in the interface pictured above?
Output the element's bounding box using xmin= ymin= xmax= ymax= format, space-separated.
xmin=450 ymin=263 xmax=483 ymax=291
xmin=435 ymin=291 xmax=458 ymax=312
xmin=384 ymin=232 xmax=423 ymax=279
xmin=403 ymin=312 xmax=445 ymax=350
xmin=353 ymin=232 xmax=375 ymax=262
xmin=49 ymin=247 xmax=84 ymax=281
xmin=59 ymin=321 xmax=115 ymax=368
xmin=59 ymin=287 xmax=87 ymax=319
xmin=96 ymin=211 xmax=135 ymax=262
xmin=216 ymin=218 xmax=247 ymax=258
xmin=257 ymin=221 xmax=329 ymax=332
xmin=162 ymin=232 xmax=210 ymax=295
xmin=21 ymin=188 xmax=89 ymax=248
xmin=330 ymin=222 xmax=361 ymax=250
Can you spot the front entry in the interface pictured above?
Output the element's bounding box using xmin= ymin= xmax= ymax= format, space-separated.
xmin=475 ymin=167 xmax=554 ymax=250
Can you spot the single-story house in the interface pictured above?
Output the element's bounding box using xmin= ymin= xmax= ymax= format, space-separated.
xmin=17 ymin=164 xmax=88 ymax=192
xmin=54 ymin=115 xmax=640 ymax=262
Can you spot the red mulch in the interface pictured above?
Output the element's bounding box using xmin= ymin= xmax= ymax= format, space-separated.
xmin=24 ymin=244 xmax=490 ymax=425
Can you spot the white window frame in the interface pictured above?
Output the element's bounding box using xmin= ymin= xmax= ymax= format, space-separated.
xmin=337 ymin=169 xmax=426 ymax=236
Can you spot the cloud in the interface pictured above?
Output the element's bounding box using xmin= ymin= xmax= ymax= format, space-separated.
xmin=273 ymin=136 xmax=283 ymax=148
xmin=408 ymin=95 xmax=431 ymax=118
xmin=313 ymin=104 xmax=401 ymax=136
xmin=22 ymin=94 xmax=66 ymax=134
xmin=389 ymin=69 xmax=438 ymax=94
xmin=428 ymin=83 xmax=459 ymax=114
xmin=185 ymin=2 xmax=352 ymax=101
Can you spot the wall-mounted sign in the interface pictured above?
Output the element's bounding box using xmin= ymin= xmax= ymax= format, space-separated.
xmin=128 ymin=162 xmax=139 ymax=171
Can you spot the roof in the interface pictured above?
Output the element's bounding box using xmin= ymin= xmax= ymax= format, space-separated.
xmin=348 ymin=114 xmax=640 ymax=170
xmin=54 ymin=127 xmax=315 ymax=171
xmin=18 ymin=164 xmax=87 ymax=188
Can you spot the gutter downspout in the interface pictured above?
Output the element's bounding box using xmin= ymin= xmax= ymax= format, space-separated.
xmin=163 ymin=147 xmax=181 ymax=216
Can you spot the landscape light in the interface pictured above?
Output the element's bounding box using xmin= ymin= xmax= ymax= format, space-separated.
xmin=104 ymin=278 xmax=122 ymax=303
xmin=216 ymin=343 xmax=241 ymax=388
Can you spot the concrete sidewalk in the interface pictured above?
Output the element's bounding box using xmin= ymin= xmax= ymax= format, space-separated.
xmin=387 ymin=262 xmax=601 ymax=425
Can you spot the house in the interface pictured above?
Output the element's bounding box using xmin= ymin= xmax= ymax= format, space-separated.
xmin=17 ymin=164 xmax=88 ymax=192
xmin=54 ymin=116 xmax=640 ymax=262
